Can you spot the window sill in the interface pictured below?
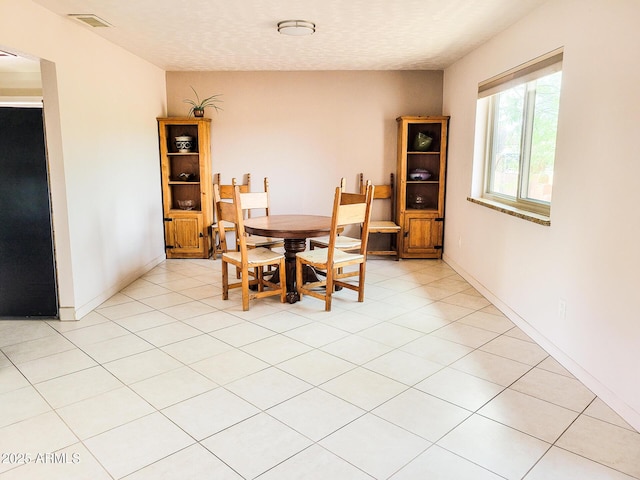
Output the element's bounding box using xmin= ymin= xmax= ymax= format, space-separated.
xmin=467 ymin=197 xmax=551 ymax=226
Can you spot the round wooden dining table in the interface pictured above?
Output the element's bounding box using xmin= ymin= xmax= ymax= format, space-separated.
xmin=243 ymin=215 xmax=332 ymax=303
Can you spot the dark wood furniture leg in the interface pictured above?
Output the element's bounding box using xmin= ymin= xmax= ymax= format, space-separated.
xmin=283 ymin=238 xmax=306 ymax=303
xmin=281 ymin=238 xmax=324 ymax=303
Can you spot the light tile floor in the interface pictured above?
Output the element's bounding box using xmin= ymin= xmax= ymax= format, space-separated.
xmin=1 ymin=258 xmax=639 ymax=479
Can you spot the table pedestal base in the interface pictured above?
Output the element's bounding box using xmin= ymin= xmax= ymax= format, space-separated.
xmin=284 ymin=238 xmax=314 ymax=303
xmin=276 ymin=239 xmax=322 ymax=303
xmin=259 ymin=240 xmax=322 ymax=303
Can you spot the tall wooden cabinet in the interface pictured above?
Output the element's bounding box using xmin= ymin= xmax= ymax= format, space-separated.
xmin=158 ymin=117 xmax=213 ymax=258
xmin=396 ymin=116 xmax=449 ymax=259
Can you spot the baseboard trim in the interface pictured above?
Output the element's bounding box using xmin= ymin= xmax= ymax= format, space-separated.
xmin=58 ymin=254 xmax=166 ymax=321
xmin=443 ymin=253 xmax=640 ymax=432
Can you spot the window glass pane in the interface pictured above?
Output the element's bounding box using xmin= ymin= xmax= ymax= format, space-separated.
xmin=490 ymin=85 xmax=525 ymax=197
xmin=526 ymin=71 xmax=562 ymax=203
xmin=476 ymin=50 xmax=562 ymax=218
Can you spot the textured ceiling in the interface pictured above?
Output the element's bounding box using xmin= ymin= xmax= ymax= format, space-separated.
xmin=19 ymin=0 xmax=547 ymax=71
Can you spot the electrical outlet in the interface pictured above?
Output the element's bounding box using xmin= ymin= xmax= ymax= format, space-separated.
xmin=558 ymin=299 xmax=567 ymax=320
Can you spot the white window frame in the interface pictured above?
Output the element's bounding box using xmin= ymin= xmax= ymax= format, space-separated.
xmin=476 ymin=49 xmax=563 ymax=219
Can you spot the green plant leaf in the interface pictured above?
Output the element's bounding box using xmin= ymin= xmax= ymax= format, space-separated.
xmin=183 ymin=86 xmax=223 ymax=116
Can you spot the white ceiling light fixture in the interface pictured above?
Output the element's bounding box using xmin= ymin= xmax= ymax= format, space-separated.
xmin=277 ymin=20 xmax=316 ymax=36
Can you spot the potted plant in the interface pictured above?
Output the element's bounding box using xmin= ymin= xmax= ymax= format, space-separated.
xmin=183 ymin=86 xmax=223 ymax=117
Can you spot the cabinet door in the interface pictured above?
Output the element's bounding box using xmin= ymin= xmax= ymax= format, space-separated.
xmin=402 ymin=215 xmax=443 ymax=258
xmin=164 ymin=215 xmax=206 ymax=258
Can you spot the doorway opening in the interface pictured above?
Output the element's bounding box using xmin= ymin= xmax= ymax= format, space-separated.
xmin=0 ymin=53 xmax=58 ymax=318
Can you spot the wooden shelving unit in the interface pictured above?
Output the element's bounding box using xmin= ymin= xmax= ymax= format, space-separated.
xmin=157 ymin=117 xmax=212 ymax=258
xmin=396 ymin=116 xmax=449 ymax=259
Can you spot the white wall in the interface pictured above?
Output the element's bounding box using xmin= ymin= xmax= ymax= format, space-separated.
xmin=166 ymin=71 xmax=443 ymax=215
xmin=0 ymin=0 xmax=168 ymax=319
xmin=443 ymin=0 xmax=640 ymax=429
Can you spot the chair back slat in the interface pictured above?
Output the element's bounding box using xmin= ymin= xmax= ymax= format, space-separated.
xmin=218 ymin=178 xmax=251 ymax=198
xmin=240 ymin=192 xmax=269 ymax=211
xmin=359 ymin=173 xmax=393 ymax=200
xmin=214 ymin=173 xmax=251 ymax=199
xmin=218 ymin=184 xmax=236 ymax=199
xmin=217 ymin=200 xmax=237 ymax=224
xmin=372 ymin=184 xmax=392 ymax=199
xmin=337 ymin=203 xmax=367 ymax=226
xmin=340 ymin=192 xmax=365 ymax=205
xmin=239 ymin=177 xmax=273 ymax=219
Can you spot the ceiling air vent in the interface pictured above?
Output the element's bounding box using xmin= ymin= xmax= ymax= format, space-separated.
xmin=68 ymin=14 xmax=112 ymax=28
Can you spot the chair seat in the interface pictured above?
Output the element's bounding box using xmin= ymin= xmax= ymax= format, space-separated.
xmin=369 ymin=220 xmax=401 ymax=231
xmin=223 ymin=247 xmax=284 ymax=265
xmin=310 ymin=235 xmax=361 ymax=249
xmin=213 ymin=220 xmax=236 ymax=229
xmin=297 ymin=247 xmax=364 ymax=265
xmin=245 ymin=235 xmax=284 ymax=248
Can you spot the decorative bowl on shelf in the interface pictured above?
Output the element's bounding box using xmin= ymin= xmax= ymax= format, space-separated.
xmin=177 ymin=172 xmax=195 ymax=181
xmin=177 ymin=199 xmax=195 ymax=210
xmin=413 ymin=132 xmax=433 ymax=151
xmin=409 ymin=168 xmax=432 ymax=180
xmin=408 ymin=194 xmax=428 ymax=209
xmin=175 ymin=136 xmax=193 ymax=153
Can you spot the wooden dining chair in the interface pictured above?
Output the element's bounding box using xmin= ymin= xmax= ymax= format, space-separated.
xmin=309 ymin=177 xmax=361 ymax=252
xmin=295 ymin=182 xmax=374 ymax=311
xmin=358 ymin=173 xmax=401 ymax=260
xmin=241 ymin=177 xmax=284 ymax=251
xmin=213 ymin=184 xmax=286 ymax=311
xmin=211 ymin=173 xmax=250 ymax=259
